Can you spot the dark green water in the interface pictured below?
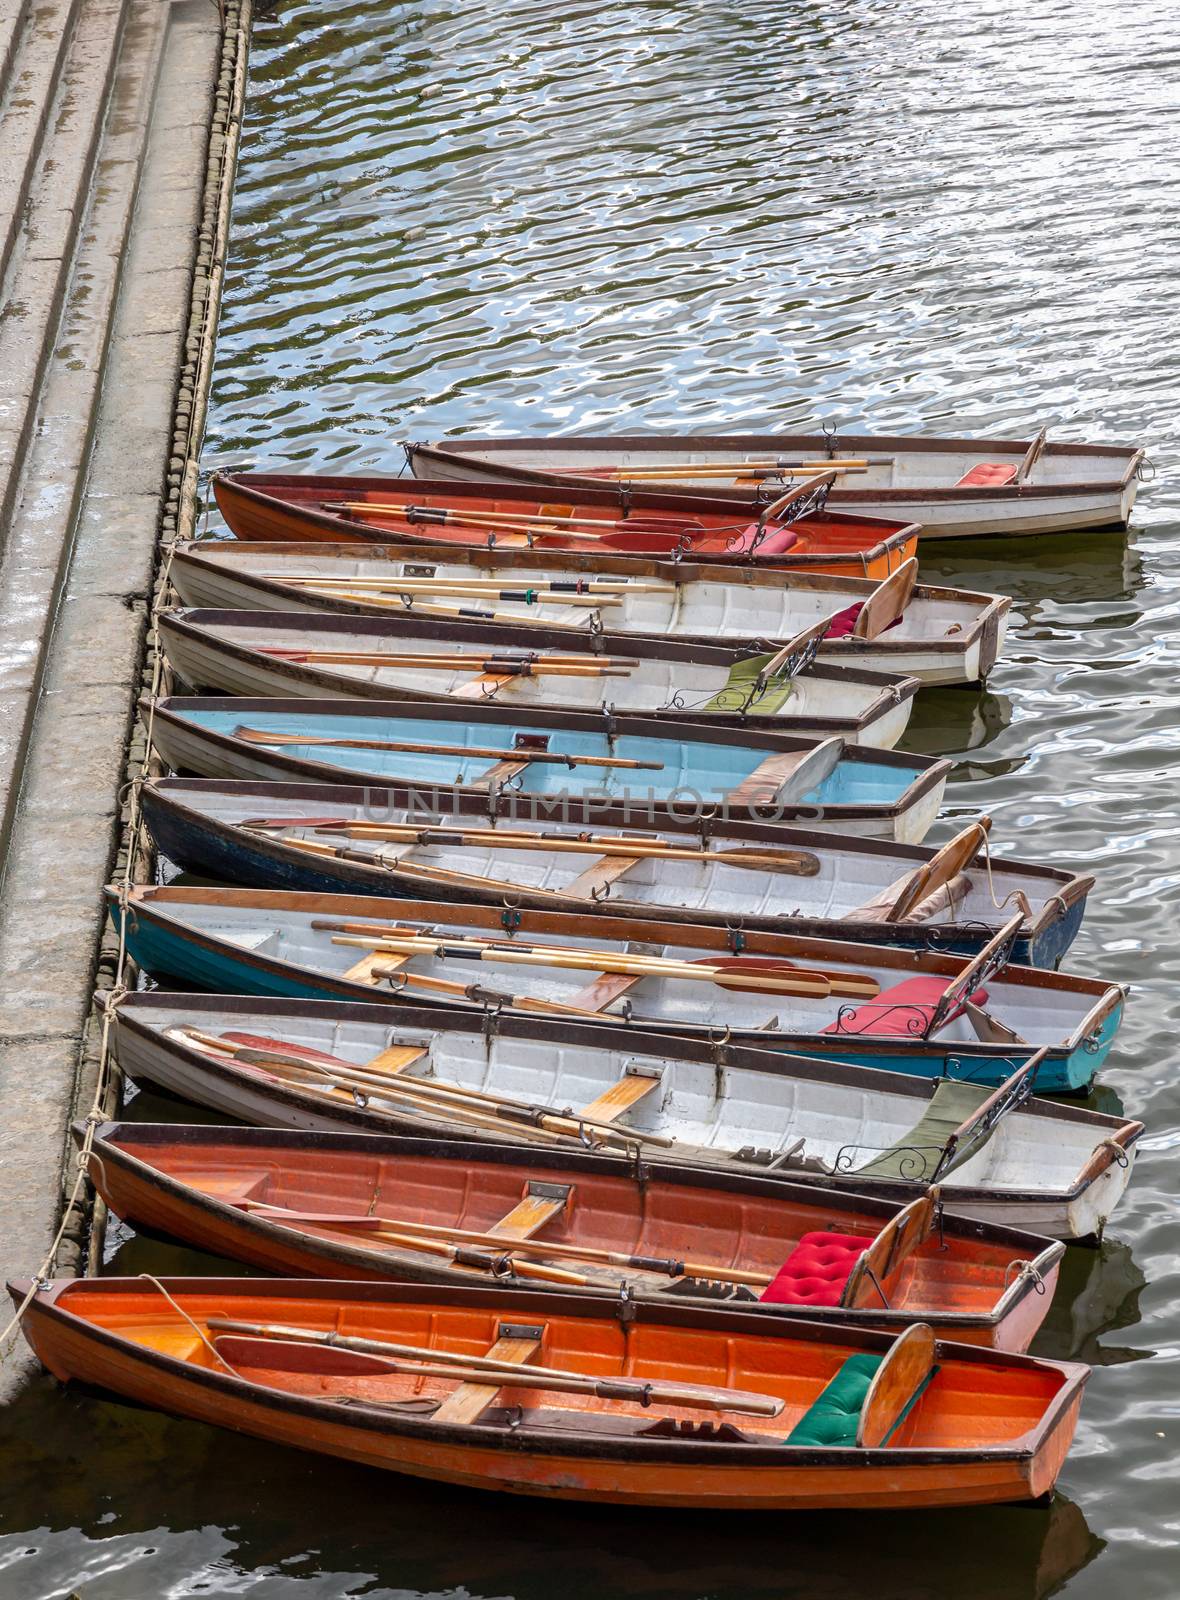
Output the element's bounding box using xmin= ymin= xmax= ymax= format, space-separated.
xmin=3 ymin=0 xmax=1179 ymax=1592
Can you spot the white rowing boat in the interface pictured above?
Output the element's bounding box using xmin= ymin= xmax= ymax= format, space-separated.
xmin=404 ymin=429 xmax=1146 ymax=540
xmin=105 ymin=992 xmax=1143 ymax=1239
xmin=141 ymin=777 xmax=1095 ymax=968
xmin=170 ymin=539 xmax=1011 ymax=687
xmin=157 ymin=608 xmax=920 ymax=749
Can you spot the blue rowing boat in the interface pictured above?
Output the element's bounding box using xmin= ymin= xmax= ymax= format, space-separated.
xmin=143 ymin=696 xmax=951 ymax=842
xmin=106 ymin=885 xmax=1126 ymax=1093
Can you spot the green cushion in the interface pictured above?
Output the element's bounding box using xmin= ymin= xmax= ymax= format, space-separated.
xmin=703 ymin=655 xmax=795 ymax=715
xmin=786 ymin=1353 xmax=882 ymax=1448
xmin=854 ymin=1079 xmax=992 ymax=1181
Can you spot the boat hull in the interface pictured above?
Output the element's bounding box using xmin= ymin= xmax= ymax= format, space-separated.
xmin=213 ymin=472 xmax=920 ymax=581
xmin=405 ymin=433 xmax=1143 ymax=540
xmin=157 ymin=608 xmax=920 ymax=750
xmin=169 ymin=542 xmax=1012 ymax=689
xmin=13 ymin=1279 xmax=1088 ymax=1508
xmin=87 ymin=1125 xmax=1063 ymax=1352
xmin=145 ymin=696 xmax=951 ymax=843
xmin=108 ymin=887 xmax=1125 ymax=1094
xmin=106 ymin=993 xmax=1144 ymax=1241
xmin=140 ymin=779 xmax=1092 ymax=968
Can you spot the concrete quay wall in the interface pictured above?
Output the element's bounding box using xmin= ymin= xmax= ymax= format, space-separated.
xmin=0 ymin=0 xmax=250 ymax=1399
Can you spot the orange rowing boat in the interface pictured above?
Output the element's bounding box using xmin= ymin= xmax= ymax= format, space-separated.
xmin=212 ymin=472 xmax=919 ymax=581
xmin=82 ymin=1122 xmax=1065 ymax=1351
xmin=10 ymin=1276 xmax=1088 ymax=1508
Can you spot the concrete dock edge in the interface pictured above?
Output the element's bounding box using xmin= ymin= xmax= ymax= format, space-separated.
xmin=0 ymin=0 xmax=251 ymax=1399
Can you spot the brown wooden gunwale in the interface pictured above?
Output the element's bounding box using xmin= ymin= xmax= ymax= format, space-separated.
xmin=171 ymin=539 xmax=1010 ymax=664
xmin=82 ymin=1120 xmax=1064 ymax=1344
xmin=159 ymin=608 xmax=921 ymax=733
xmin=10 ymin=1274 xmax=1089 ymax=1474
xmin=144 ymin=694 xmax=953 ymax=828
xmin=106 ymin=992 xmax=1145 ymax=1208
xmin=140 ymin=777 xmax=1095 ymax=948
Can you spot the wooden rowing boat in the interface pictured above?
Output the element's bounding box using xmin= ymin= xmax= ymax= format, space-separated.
xmin=403 ymin=430 xmax=1146 ymax=541
xmin=106 ymin=992 xmax=1143 ymax=1238
xmin=169 ymin=540 xmax=1013 ymax=688
xmin=140 ymin=777 xmax=1095 ymax=968
xmin=157 ymin=608 xmax=921 ymax=749
xmin=143 ymin=696 xmax=952 ymax=843
xmin=105 ymin=885 xmax=1126 ymax=1092
xmin=83 ymin=1121 xmax=1066 ymax=1351
xmin=9 ymin=1275 xmax=1090 ymax=1506
xmin=211 ymin=472 xmax=920 ymax=580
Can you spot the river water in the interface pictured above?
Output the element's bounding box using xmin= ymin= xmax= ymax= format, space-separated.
xmin=3 ymin=0 xmax=1179 ymax=1593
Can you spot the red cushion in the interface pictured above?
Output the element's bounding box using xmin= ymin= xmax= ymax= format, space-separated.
xmin=760 ymin=1231 xmax=868 ymax=1306
xmin=956 ymin=463 xmax=1018 ymax=488
xmin=822 ymin=602 xmax=904 ymax=641
xmin=822 ymin=977 xmax=989 ymax=1037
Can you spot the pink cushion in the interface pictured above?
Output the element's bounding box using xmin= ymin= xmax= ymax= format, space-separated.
xmin=822 ymin=977 xmax=989 ymax=1038
xmin=759 ymin=1231 xmax=867 ymax=1306
xmin=956 ymin=463 xmax=1018 ymax=488
xmin=823 ymin=602 xmax=904 ymax=641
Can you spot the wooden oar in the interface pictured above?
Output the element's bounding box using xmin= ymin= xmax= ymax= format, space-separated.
xmin=290 ymin=586 xmax=624 ymax=611
xmin=253 ymin=648 xmax=634 ymax=678
xmin=184 ymin=1029 xmax=675 ymax=1146
xmin=231 ymin=725 xmax=663 ymax=770
xmin=266 ymin=574 xmax=663 ymax=597
xmin=278 ymin=589 xmax=610 ymax=626
xmin=197 ymin=1044 xmax=618 ymax=1148
xmin=240 ymin=1201 xmax=772 ymax=1286
xmin=206 ymin=1319 xmax=784 ymax=1416
xmin=282 ymin=820 xmax=819 ymax=875
xmin=326 ymin=930 xmax=833 ymax=998
xmin=592 ymin=460 xmax=872 ymax=480
xmin=325 ymin=501 xmax=705 ymax=537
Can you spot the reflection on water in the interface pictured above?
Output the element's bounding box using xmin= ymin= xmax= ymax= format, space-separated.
xmin=0 ymin=1379 xmax=1104 ymax=1600
xmin=1034 ymin=1241 xmax=1150 ymax=1368
xmin=900 ymin=688 xmax=1012 ymax=760
xmin=6 ymin=0 xmax=1180 ymax=1593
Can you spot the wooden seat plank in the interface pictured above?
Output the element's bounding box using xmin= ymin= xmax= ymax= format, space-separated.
xmin=343 ymin=951 xmax=413 ymax=985
xmin=564 ymin=854 xmax=642 ymax=899
xmin=568 ymin=972 xmax=644 ymax=1012
xmin=579 ymin=1072 xmax=661 ymax=1124
xmin=453 ymin=673 xmax=520 ymax=700
xmin=489 ymin=1191 xmax=569 ymax=1240
xmin=431 ymin=1330 xmax=543 ymax=1425
xmin=362 ymin=1043 xmax=431 ymax=1073
xmin=727 ymin=736 xmax=843 ymax=808
xmin=473 ymin=757 xmax=533 ymax=787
